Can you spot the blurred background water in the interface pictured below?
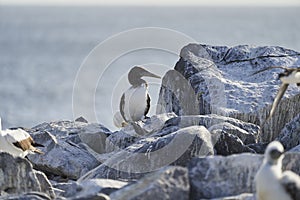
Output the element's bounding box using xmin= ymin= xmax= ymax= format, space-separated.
xmin=0 ymin=6 xmax=299 ymax=130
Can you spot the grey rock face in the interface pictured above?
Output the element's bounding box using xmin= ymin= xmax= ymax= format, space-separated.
xmin=157 ymin=44 xmax=300 ymax=142
xmin=31 ymin=120 xmax=111 ymax=153
xmin=110 ymin=166 xmax=189 ymax=200
xmin=53 ymin=179 xmax=127 ymax=199
xmin=106 ymin=113 xmax=177 ymax=153
xmin=210 ymin=129 xmax=255 ymax=155
xmin=0 ymin=192 xmax=51 ymax=200
xmin=28 ymin=131 xmax=100 ymax=180
xmin=80 ymin=126 xmax=214 ymax=181
xmin=27 ymin=121 xmax=105 ymax=180
xmin=162 ymin=114 xmax=259 ymax=155
xmin=277 ymin=113 xmax=300 ymax=150
xmin=163 ymin=114 xmax=259 ymax=143
xmin=0 ymin=153 xmax=51 ymax=198
xmin=33 ymin=170 xmax=55 ymax=199
xmin=188 ymin=152 xmax=300 ymax=199
xmin=211 ymin=193 xmax=255 ymax=200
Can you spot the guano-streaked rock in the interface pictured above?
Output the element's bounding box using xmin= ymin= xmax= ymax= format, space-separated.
xmin=157 ymin=44 xmax=300 ymax=142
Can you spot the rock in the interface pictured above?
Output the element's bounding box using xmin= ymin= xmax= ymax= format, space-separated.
xmin=110 ymin=166 xmax=189 ymax=200
xmin=188 ymin=152 xmax=300 ymax=199
xmin=246 ymin=142 xmax=269 ymax=154
xmin=27 ymin=130 xmax=101 ymax=180
xmin=80 ymin=126 xmax=214 ymax=181
xmin=106 ymin=113 xmax=177 ymax=153
xmin=75 ymin=116 xmax=89 ymax=123
xmin=33 ymin=170 xmax=55 ymax=199
xmin=163 ymin=114 xmax=259 ymax=143
xmin=210 ymin=129 xmax=255 ymax=155
xmin=211 ymin=193 xmax=255 ymax=200
xmin=53 ymin=179 xmax=127 ymax=199
xmin=157 ymin=44 xmax=300 ymax=142
xmin=162 ymin=114 xmax=258 ymax=155
xmin=0 ymin=192 xmax=51 ymax=200
xmin=30 ymin=120 xmax=111 ymax=154
xmin=277 ymin=113 xmax=300 ymax=150
xmin=289 ymin=144 xmax=300 ymax=152
xmin=0 ymin=153 xmax=52 ymax=197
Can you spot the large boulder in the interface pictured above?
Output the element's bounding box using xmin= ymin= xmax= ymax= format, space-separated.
xmin=0 ymin=153 xmax=54 ymax=199
xmin=163 ymin=114 xmax=259 ymax=155
xmin=110 ymin=166 xmax=189 ymax=200
xmin=27 ymin=121 xmax=106 ymax=180
xmin=157 ymin=44 xmax=300 ymax=142
xmin=79 ymin=126 xmax=214 ymax=181
xmin=188 ymin=152 xmax=300 ymax=199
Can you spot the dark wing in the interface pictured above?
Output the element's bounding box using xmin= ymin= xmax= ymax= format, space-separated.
xmin=144 ymin=93 xmax=151 ymax=117
xmin=261 ymin=83 xmax=288 ymax=127
xmin=119 ymin=93 xmax=127 ymax=122
xmin=251 ymin=66 xmax=289 ymax=76
xmin=281 ymin=171 xmax=300 ymax=200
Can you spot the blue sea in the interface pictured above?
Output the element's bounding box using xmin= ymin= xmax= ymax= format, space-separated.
xmin=0 ymin=6 xmax=299 ymax=131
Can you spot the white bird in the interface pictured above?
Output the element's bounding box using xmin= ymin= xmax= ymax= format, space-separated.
xmin=119 ymin=66 xmax=160 ymax=126
xmin=0 ymin=127 xmax=43 ymax=158
xmin=252 ymin=66 xmax=300 ymax=126
xmin=255 ymin=141 xmax=300 ymax=200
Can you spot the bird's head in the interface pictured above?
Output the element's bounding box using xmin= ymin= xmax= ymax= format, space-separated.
xmin=128 ymin=66 xmax=161 ymax=86
xmin=265 ymin=141 xmax=285 ymax=165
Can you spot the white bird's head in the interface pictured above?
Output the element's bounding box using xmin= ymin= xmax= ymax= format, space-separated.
xmin=264 ymin=141 xmax=285 ymax=165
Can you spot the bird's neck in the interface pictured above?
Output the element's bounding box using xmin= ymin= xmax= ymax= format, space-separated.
xmin=265 ymin=159 xmax=283 ymax=172
xmin=129 ymin=78 xmax=147 ymax=87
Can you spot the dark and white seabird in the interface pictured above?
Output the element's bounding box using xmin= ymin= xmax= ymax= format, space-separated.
xmin=255 ymin=141 xmax=300 ymax=200
xmin=0 ymin=127 xmax=43 ymax=158
xmin=118 ymin=66 xmax=161 ymax=126
xmin=253 ymin=66 xmax=300 ymax=125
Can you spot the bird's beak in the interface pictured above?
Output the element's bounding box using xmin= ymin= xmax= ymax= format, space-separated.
xmin=143 ymin=71 xmax=161 ymax=79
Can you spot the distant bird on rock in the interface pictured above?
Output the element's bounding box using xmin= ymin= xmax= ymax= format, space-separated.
xmin=255 ymin=141 xmax=300 ymax=200
xmin=0 ymin=127 xmax=43 ymax=158
xmin=117 ymin=66 xmax=160 ymax=126
xmin=253 ymin=66 xmax=300 ymax=126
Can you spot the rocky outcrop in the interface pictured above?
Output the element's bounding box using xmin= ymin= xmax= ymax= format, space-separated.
xmin=188 ymin=153 xmax=300 ymax=199
xmin=109 ymin=166 xmax=189 ymax=200
xmin=79 ymin=125 xmax=214 ymax=181
xmin=27 ymin=120 xmax=107 ymax=180
xmin=157 ymin=44 xmax=300 ymax=142
xmin=0 ymin=153 xmax=54 ymax=199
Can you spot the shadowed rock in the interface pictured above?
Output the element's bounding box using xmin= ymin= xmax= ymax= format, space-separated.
xmin=0 ymin=153 xmax=53 ymax=198
xmin=110 ymin=166 xmax=189 ymax=200
xmin=188 ymin=152 xmax=300 ymax=199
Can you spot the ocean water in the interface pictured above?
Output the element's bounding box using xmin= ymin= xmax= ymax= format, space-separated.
xmin=0 ymin=6 xmax=299 ymax=131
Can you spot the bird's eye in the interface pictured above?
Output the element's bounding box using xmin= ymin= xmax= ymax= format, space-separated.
xmin=270 ymin=149 xmax=283 ymax=159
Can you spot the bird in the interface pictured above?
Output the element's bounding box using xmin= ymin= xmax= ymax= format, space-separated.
xmin=252 ymin=66 xmax=300 ymax=126
xmin=0 ymin=127 xmax=44 ymax=158
xmin=255 ymin=141 xmax=300 ymax=200
xmin=118 ymin=66 xmax=161 ymax=126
